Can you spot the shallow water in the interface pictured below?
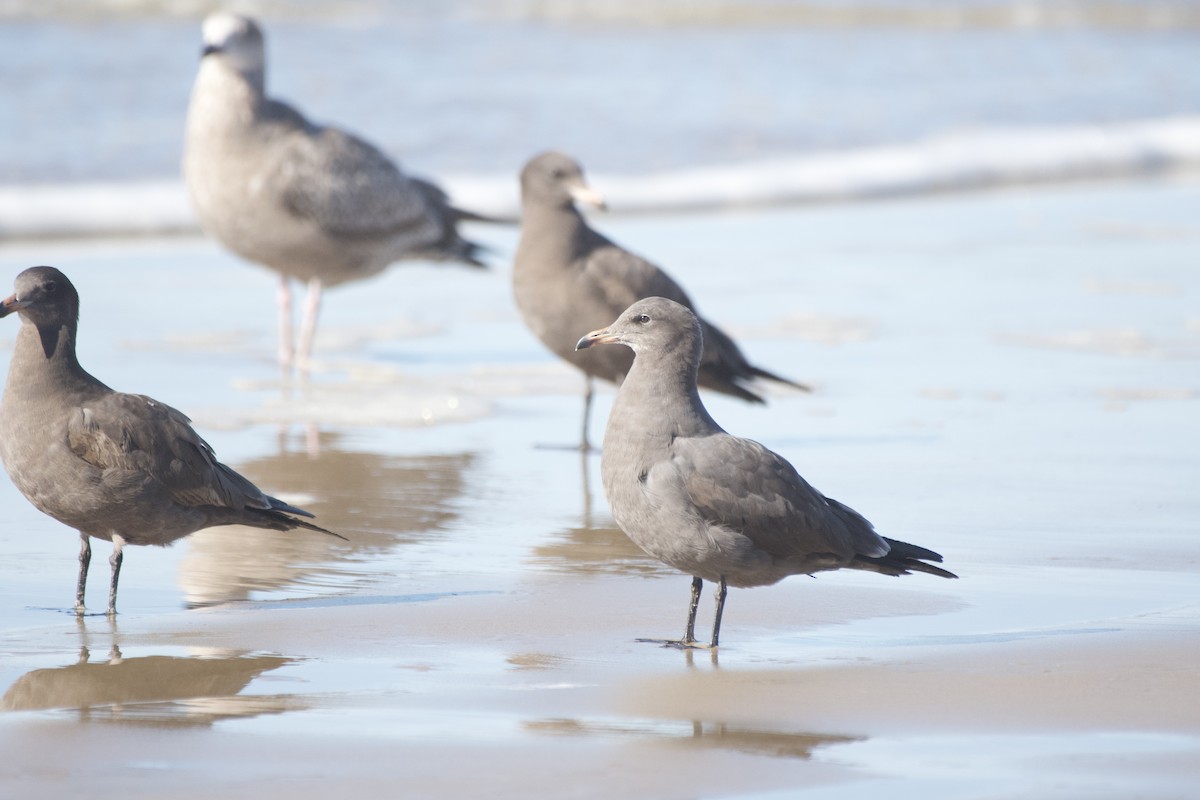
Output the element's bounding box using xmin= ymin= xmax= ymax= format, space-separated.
xmin=0 ymin=178 xmax=1197 ymax=797
xmin=2 ymin=5 xmax=1199 ymax=184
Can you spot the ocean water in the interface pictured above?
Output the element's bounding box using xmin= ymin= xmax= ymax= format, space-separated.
xmin=1 ymin=0 xmax=1198 ymax=211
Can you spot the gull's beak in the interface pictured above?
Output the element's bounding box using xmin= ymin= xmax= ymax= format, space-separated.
xmin=576 ymin=327 xmax=621 ymax=351
xmin=201 ymin=43 xmax=222 ymax=58
xmin=0 ymin=294 xmax=26 ymax=319
xmin=568 ymin=183 xmax=608 ymax=211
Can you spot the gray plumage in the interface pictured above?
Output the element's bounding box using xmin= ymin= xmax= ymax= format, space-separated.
xmin=0 ymin=267 xmax=339 ymax=615
xmin=514 ymin=151 xmax=808 ymax=449
xmin=183 ymin=12 xmax=487 ymax=366
xmin=576 ymin=297 xmax=955 ymax=648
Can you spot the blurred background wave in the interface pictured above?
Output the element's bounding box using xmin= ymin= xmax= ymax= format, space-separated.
xmin=1 ymin=0 xmax=1197 ymax=235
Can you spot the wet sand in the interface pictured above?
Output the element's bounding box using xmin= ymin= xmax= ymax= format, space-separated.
xmin=0 ymin=178 xmax=1197 ymax=798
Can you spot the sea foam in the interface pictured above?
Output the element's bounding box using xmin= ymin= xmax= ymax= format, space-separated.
xmin=2 ymin=116 xmax=1198 ymax=240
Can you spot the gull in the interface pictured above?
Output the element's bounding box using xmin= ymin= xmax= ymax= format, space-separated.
xmin=578 ymin=297 xmax=956 ymax=648
xmin=0 ymin=267 xmax=341 ymax=614
xmin=514 ymin=151 xmax=807 ymax=449
xmin=184 ymin=13 xmax=489 ymax=368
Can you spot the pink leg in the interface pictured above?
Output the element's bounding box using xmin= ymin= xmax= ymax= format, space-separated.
xmin=297 ymin=277 xmax=323 ymax=367
xmin=278 ymin=276 xmax=295 ymax=367
xmin=580 ymin=374 xmax=595 ymax=451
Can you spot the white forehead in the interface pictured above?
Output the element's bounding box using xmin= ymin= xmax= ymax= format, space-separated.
xmin=202 ymin=12 xmax=254 ymax=45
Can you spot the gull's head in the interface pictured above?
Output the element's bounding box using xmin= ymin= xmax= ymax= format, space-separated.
xmin=575 ymin=297 xmax=702 ymax=360
xmin=0 ymin=266 xmax=80 ymax=331
xmin=200 ymin=12 xmax=266 ymax=77
xmin=519 ymin=151 xmax=607 ymax=212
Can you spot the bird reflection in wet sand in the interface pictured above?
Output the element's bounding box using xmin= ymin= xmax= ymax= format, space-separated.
xmin=179 ymin=430 xmax=473 ymax=606
xmin=525 ymin=717 xmax=859 ymax=759
xmin=1 ymin=620 xmax=296 ymax=725
xmin=529 ymin=519 xmax=668 ymax=579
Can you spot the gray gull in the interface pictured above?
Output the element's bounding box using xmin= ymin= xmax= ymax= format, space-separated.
xmin=184 ymin=12 xmax=488 ymax=368
xmin=576 ymin=296 xmax=955 ymax=648
xmin=0 ymin=267 xmax=341 ymax=615
xmin=514 ymin=151 xmax=808 ymax=449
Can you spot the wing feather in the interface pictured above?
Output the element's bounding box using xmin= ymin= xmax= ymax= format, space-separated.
xmin=577 ymin=237 xmax=767 ymax=389
xmin=258 ymin=101 xmax=440 ymax=241
xmin=67 ymin=393 xmax=271 ymax=512
xmin=578 ymin=234 xmax=695 ymax=314
xmin=673 ymin=434 xmax=884 ymax=559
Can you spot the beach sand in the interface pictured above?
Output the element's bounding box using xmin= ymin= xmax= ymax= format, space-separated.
xmin=0 ymin=177 xmax=1196 ymax=798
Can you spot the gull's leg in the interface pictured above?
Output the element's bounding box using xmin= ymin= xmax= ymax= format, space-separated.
xmin=579 ymin=448 xmax=593 ymax=528
xmin=305 ymin=422 xmax=320 ymax=458
xmin=106 ymin=535 xmax=126 ymax=616
xmin=580 ymin=374 xmax=594 ymax=451
xmin=278 ymin=275 xmax=295 ymax=367
xmin=636 ymin=577 xmax=707 ymax=649
xmin=297 ymin=276 xmax=323 ymax=368
xmin=709 ymin=576 xmax=728 ymax=649
xmin=683 ymin=575 xmax=703 ymax=646
xmin=74 ymin=532 xmax=91 ymax=615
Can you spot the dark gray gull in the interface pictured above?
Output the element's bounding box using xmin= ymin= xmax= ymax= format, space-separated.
xmin=514 ymin=151 xmax=808 ymax=449
xmin=576 ymin=297 xmax=956 ymax=648
xmin=184 ymin=12 xmax=489 ymax=368
xmin=0 ymin=267 xmax=341 ymax=615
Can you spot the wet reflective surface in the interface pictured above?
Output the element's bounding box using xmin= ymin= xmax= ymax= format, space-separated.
xmin=523 ymin=717 xmax=862 ymax=759
xmin=179 ymin=431 xmax=475 ymax=606
xmin=0 ymin=184 xmax=1198 ymax=796
xmin=3 ymin=649 xmax=297 ymax=726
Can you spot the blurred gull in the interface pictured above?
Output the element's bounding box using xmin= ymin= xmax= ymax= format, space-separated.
xmin=184 ymin=12 xmax=489 ymax=368
xmin=0 ymin=267 xmax=341 ymax=615
xmin=515 ymin=151 xmax=807 ymax=449
xmin=577 ymin=297 xmax=955 ymax=648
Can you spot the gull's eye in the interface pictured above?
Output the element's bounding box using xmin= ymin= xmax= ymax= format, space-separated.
xmin=44 ymin=281 xmax=57 ymax=294
xmin=636 ymin=314 xmax=651 ymax=324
